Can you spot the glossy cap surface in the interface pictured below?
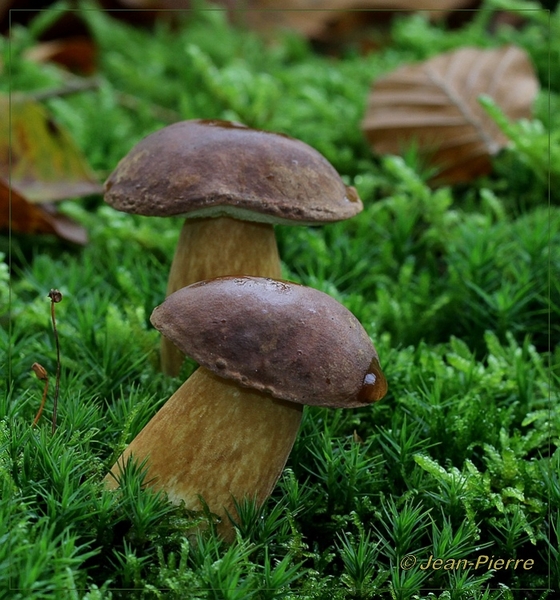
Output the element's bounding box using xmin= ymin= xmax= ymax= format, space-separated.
xmin=150 ymin=276 xmax=387 ymax=408
xmin=104 ymin=119 xmax=362 ymax=224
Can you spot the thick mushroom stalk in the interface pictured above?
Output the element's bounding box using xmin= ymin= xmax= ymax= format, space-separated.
xmin=162 ymin=216 xmax=281 ymax=376
xmin=105 ymin=367 xmax=302 ymax=541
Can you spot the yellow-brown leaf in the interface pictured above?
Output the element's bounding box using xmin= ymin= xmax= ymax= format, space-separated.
xmin=0 ymin=93 xmax=102 ymax=202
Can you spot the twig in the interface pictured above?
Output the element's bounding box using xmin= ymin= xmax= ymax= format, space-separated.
xmin=21 ymin=74 xmax=180 ymax=124
xmin=113 ymin=90 xmax=180 ymax=124
xmin=23 ymin=77 xmax=102 ymax=101
xmin=48 ymin=289 xmax=63 ymax=434
xmin=31 ymin=363 xmax=49 ymax=427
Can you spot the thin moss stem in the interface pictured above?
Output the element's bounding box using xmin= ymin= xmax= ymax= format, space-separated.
xmin=48 ymin=289 xmax=62 ymax=434
xmin=31 ymin=362 xmax=49 ymax=427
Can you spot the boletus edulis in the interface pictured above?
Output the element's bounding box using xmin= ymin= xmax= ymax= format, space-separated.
xmin=103 ymin=119 xmax=363 ymax=376
xmin=104 ymin=276 xmax=387 ymax=541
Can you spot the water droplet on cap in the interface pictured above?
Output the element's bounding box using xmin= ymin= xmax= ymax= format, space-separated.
xmin=357 ymin=357 xmax=388 ymax=403
xmin=345 ymin=186 xmax=360 ymax=203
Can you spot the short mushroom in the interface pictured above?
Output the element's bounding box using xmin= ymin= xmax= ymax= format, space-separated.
xmin=103 ymin=119 xmax=363 ymax=376
xmin=104 ymin=276 xmax=387 ymax=541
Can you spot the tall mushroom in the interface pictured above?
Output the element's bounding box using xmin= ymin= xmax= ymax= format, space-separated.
xmin=103 ymin=119 xmax=363 ymax=375
xmin=104 ymin=276 xmax=387 ymax=541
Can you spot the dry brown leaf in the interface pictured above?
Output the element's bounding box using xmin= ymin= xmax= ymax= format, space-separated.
xmin=362 ymin=45 xmax=539 ymax=184
xmin=24 ymin=37 xmax=98 ymax=75
xmin=0 ymin=93 xmax=103 ymax=202
xmin=115 ymin=0 xmax=190 ymax=6
xmin=239 ymin=0 xmax=474 ymax=41
xmin=0 ymin=177 xmax=88 ymax=244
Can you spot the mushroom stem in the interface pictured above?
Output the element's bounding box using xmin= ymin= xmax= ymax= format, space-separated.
xmin=104 ymin=367 xmax=302 ymax=542
xmin=162 ymin=217 xmax=282 ymax=376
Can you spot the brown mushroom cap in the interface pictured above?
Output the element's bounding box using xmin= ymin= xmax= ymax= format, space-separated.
xmin=104 ymin=119 xmax=362 ymax=224
xmin=150 ymin=276 xmax=387 ymax=408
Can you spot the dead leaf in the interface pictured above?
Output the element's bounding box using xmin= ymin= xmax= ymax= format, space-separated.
xmin=239 ymin=0 xmax=475 ymax=42
xmin=362 ymin=45 xmax=539 ymax=184
xmin=0 ymin=177 xmax=88 ymax=244
xmin=24 ymin=37 xmax=98 ymax=75
xmin=0 ymin=93 xmax=103 ymax=202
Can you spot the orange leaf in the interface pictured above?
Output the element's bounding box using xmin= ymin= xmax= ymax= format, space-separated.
xmin=362 ymin=45 xmax=539 ymax=184
xmin=24 ymin=37 xmax=98 ymax=75
xmin=0 ymin=93 xmax=102 ymax=202
xmin=1 ymin=177 xmax=88 ymax=245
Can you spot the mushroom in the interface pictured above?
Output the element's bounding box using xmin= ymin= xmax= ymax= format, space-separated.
xmin=103 ymin=119 xmax=363 ymax=375
xmin=104 ymin=276 xmax=387 ymax=541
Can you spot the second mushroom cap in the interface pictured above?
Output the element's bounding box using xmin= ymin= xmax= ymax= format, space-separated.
xmin=150 ymin=276 xmax=387 ymax=408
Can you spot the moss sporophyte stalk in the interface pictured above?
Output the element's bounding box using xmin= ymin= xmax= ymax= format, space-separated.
xmin=48 ymin=289 xmax=62 ymax=434
xmin=31 ymin=362 xmax=48 ymax=426
xmin=30 ymin=290 xmax=63 ymax=432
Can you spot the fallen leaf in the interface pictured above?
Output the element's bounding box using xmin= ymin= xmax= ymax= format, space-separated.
xmin=362 ymin=45 xmax=539 ymax=184
xmin=239 ymin=0 xmax=475 ymax=41
xmin=0 ymin=177 xmax=88 ymax=244
xmin=24 ymin=37 xmax=98 ymax=75
xmin=0 ymin=93 xmax=103 ymax=202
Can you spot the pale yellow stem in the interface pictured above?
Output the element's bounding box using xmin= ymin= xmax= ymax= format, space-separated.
xmin=161 ymin=217 xmax=282 ymax=376
xmin=104 ymin=367 xmax=302 ymax=541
